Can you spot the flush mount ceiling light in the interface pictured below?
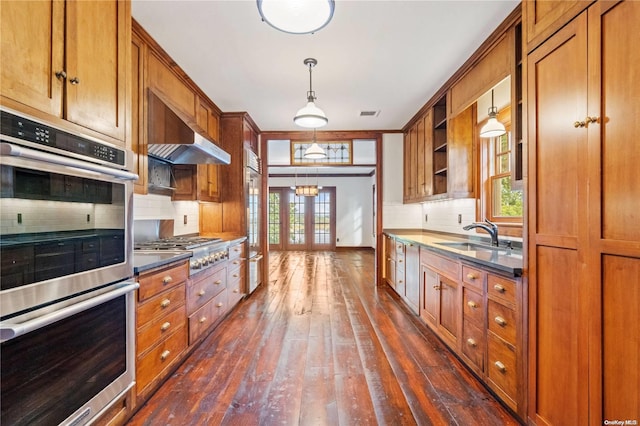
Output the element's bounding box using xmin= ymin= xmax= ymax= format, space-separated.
xmin=257 ymin=0 xmax=335 ymax=35
xmin=480 ymin=89 xmax=506 ymax=138
xmin=294 ymin=58 xmax=328 ymax=128
xmin=304 ymin=129 xmax=327 ymax=159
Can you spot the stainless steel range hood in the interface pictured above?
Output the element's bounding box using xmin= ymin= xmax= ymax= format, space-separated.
xmin=147 ymin=91 xmax=231 ymax=165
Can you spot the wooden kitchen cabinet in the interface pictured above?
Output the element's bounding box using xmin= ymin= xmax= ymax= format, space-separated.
xmin=135 ymin=261 xmax=189 ymax=398
xmin=403 ymin=243 xmax=420 ymax=314
xmin=227 ymin=240 xmax=246 ymax=307
xmin=447 ymin=104 xmax=476 ymax=199
xmin=403 ymin=112 xmax=433 ymax=203
xmin=527 ymin=1 xmax=640 ymax=424
xmin=395 ymin=241 xmax=406 ymax=297
xmin=131 ymin=31 xmax=148 ymax=194
xmin=383 ymin=234 xmax=396 ymax=288
xmin=420 ymin=250 xmax=460 ymax=349
xmin=523 ymin=0 xmax=593 ymax=53
xmin=0 ymin=0 xmax=129 ymax=145
xmin=187 ymin=264 xmax=227 ymax=345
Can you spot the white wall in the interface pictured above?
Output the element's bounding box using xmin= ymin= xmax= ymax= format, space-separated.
xmin=269 ymin=176 xmax=374 ymax=248
xmin=382 ymin=133 xmax=422 ymax=229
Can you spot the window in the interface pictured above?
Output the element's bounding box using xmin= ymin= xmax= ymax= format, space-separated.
xmin=290 ymin=141 xmax=352 ymax=165
xmin=480 ymin=109 xmax=523 ymax=237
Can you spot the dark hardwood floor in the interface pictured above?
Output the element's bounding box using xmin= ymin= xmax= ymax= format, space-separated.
xmin=127 ymin=250 xmax=519 ymax=425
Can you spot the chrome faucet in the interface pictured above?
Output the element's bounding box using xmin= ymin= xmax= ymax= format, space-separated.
xmin=463 ymin=219 xmax=500 ymax=247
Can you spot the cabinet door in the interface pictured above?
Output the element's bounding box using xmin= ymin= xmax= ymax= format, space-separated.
xmin=421 ymin=266 xmax=439 ymax=326
xmin=421 ymin=112 xmax=434 ymax=198
xmin=403 ymin=124 xmax=418 ymax=202
xmin=447 ymin=105 xmax=475 ymax=198
xmin=437 ymin=274 xmax=459 ymax=346
xmin=197 ymin=164 xmax=220 ymax=202
xmin=172 ymin=165 xmax=196 ymax=201
xmin=524 ymin=0 xmax=591 ymax=52
xmin=65 ymin=0 xmax=128 ymax=142
xmin=0 ymin=0 xmax=64 ymax=116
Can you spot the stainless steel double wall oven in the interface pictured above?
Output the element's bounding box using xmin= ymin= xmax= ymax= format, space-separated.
xmin=0 ymin=108 xmax=138 ymax=426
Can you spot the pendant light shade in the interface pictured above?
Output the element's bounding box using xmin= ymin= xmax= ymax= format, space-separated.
xmin=480 ymin=90 xmax=506 ymax=138
xmin=257 ymin=0 xmax=335 ymax=35
xmin=304 ymin=129 xmax=327 ymax=159
xmin=294 ymin=58 xmax=328 ymax=128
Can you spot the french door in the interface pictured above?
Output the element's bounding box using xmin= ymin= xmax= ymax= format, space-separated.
xmin=268 ymin=187 xmax=336 ymax=251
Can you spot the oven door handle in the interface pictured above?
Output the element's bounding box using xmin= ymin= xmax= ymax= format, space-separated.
xmin=1 ymin=142 xmax=139 ymax=181
xmin=0 ymin=281 xmax=139 ymax=343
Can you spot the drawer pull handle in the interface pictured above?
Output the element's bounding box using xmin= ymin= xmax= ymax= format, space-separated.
xmin=493 ymin=284 xmax=505 ymax=293
xmin=198 ymin=290 xmax=206 ymax=297
xmin=233 ymin=289 xmax=239 ymax=293
xmin=494 ymin=316 xmax=507 ymax=327
xmin=162 ymin=276 xmax=173 ymax=285
xmin=433 ymin=285 xmax=441 ymax=290
xmin=233 ymin=274 xmax=239 ymax=278
xmin=398 ymin=259 xmax=403 ymax=263
xmin=215 ymin=280 xmax=222 ymax=285
xmin=216 ymin=302 xmax=223 ymax=308
xmin=494 ymin=361 xmax=506 ymax=373
xmin=160 ymin=350 xmax=171 ymax=361
xmin=467 ymin=301 xmax=478 ymax=309
xmin=160 ymin=299 xmax=171 ymax=308
xmin=161 ymin=322 xmax=171 ymax=331
xmin=199 ymin=317 xmax=207 ymax=323
xmin=466 ymin=338 xmax=477 ymax=347
xmin=466 ymin=273 xmax=477 ymax=280
xmin=69 ymin=77 xmax=80 ymax=85
xmin=398 ymin=280 xmax=403 ymax=284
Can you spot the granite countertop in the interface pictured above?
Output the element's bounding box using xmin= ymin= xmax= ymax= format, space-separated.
xmin=384 ymin=229 xmax=523 ymax=277
xmin=133 ymin=251 xmax=191 ymax=274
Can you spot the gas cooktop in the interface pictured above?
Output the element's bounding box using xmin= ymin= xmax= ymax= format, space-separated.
xmin=134 ymin=236 xmax=223 ymax=250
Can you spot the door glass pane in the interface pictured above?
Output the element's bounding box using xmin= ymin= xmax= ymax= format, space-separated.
xmin=314 ymin=191 xmax=331 ymax=245
xmin=288 ymin=193 xmax=305 ymax=244
xmin=268 ymin=191 xmax=280 ymax=245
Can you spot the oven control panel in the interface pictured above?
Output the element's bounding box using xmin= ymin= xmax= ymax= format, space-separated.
xmin=1 ymin=110 xmax=126 ymax=167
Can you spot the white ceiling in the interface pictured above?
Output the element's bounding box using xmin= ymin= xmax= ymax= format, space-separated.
xmin=132 ymin=0 xmax=519 ymax=132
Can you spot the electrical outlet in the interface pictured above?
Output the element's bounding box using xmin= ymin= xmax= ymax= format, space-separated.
xmin=183 ymin=215 xmax=188 ymax=225
xmin=337 ymin=237 xmax=340 ymax=242
xmin=458 ymin=214 xmax=462 ymax=224
xmin=87 ymin=214 xmax=91 ymax=223
xmin=17 ymin=213 xmax=22 ymax=224
xmin=425 ymin=214 xmax=428 ymax=222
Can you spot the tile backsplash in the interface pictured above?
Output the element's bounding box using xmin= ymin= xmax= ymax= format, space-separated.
xmin=422 ymin=198 xmax=477 ymax=235
xmin=133 ymin=193 xmax=200 ymax=236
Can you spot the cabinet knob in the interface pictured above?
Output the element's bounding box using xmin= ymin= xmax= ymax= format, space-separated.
xmin=233 ymin=274 xmax=239 ymax=278
xmin=55 ymin=70 xmax=67 ymax=80
xmin=160 ymin=350 xmax=171 ymax=361
xmin=466 ymin=338 xmax=477 ymax=347
xmin=494 ymin=361 xmax=506 ymax=373
xmin=433 ymin=285 xmax=441 ymax=290
xmin=162 ymin=276 xmax=173 ymax=285
xmin=573 ymin=120 xmax=586 ymax=128
xmin=216 ymin=302 xmax=223 ymax=308
xmin=493 ymin=284 xmax=505 ymax=293
xmin=69 ymin=77 xmax=80 ymax=85
xmin=398 ymin=259 xmax=403 ymax=263
xmin=467 ymin=301 xmax=478 ymax=309
xmin=199 ymin=316 xmax=207 ymax=323
xmin=466 ymin=273 xmax=477 ymax=280
xmin=494 ymin=316 xmax=507 ymax=327
xmin=161 ymin=322 xmax=171 ymax=331
xmin=160 ymin=298 xmax=171 ymax=308
xmin=198 ymin=289 xmax=206 ymax=297
xmin=398 ymin=280 xmax=403 ymax=284
xmin=233 ymin=288 xmax=239 ymax=293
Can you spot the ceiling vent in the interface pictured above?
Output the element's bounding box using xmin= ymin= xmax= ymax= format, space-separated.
xmin=359 ymin=110 xmax=380 ymax=117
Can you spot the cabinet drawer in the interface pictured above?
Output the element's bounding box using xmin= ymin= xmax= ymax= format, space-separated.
xmin=136 ymin=324 xmax=187 ymax=393
xmin=488 ymin=299 xmax=516 ymax=345
xmin=228 ymin=243 xmax=245 ymax=261
xmin=187 ymin=266 xmax=226 ymax=314
xmin=463 ymin=287 xmax=484 ymax=325
xmin=137 ymin=305 xmax=186 ymax=356
xmin=420 ymin=250 xmax=459 ymax=280
xmin=462 ymin=320 xmax=485 ymax=373
xmin=395 ymin=241 xmax=405 ymax=254
xmin=462 ymin=265 xmax=484 ymax=290
xmin=137 ymin=284 xmax=186 ymax=328
xmin=188 ymin=290 xmax=227 ymax=344
xmin=228 ymin=257 xmax=244 ymax=274
xmin=487 ymin=274 xmax=516 ymax=305
xmin=138 ymin=262 xmax=189 ymax=302
xmin=487 ymin=333 xmax=517 ymax=405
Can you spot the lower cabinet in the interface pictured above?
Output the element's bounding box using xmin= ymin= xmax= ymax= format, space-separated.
xmin=135 ymin=261 xmax=189 ymax=398
xmin=187 ymin=263 xmax=227 ymax=345
xmin=385 ymin=237 xmax=420 ymax=315
xmin=415 ymin=246 xmax=525 ymax=421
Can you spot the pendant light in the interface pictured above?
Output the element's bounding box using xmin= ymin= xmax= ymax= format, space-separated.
xmin=480 ymin=89 xmax=506 ymax=138
xmin=304 ymin=129 xmax=327 ymax=159
xmin=294 ymin=58 xmax=328 ymax=128
xmin=257 ymin=0 xmax=334 ymax=35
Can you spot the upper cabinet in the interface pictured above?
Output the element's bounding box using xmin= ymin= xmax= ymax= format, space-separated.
xmin=0 ymin=0 xmax=130 ymax=145
xmin=402 ymin=6 xmax=521 ymax=204
xmin=523 ymin=0 xmax=595 ymax=52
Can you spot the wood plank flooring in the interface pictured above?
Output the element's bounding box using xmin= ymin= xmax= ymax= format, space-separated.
xmin=127 ymin=250 xmax=520 ymax=425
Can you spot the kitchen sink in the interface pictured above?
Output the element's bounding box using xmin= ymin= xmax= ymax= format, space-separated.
xmin=436 ymin=241 xmax=503 ymax=252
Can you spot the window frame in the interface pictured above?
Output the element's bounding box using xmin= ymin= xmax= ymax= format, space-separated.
xmin=478 ymin=106 xmax=523 ymax=237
